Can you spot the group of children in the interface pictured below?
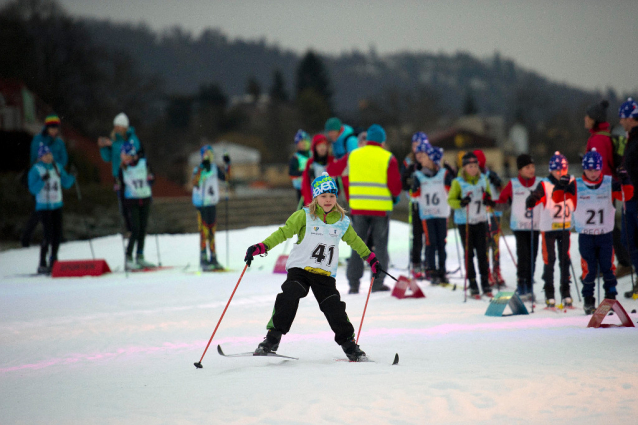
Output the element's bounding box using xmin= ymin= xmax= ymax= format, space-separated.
xmin=400 ymin=130 xmax=634 ymax=312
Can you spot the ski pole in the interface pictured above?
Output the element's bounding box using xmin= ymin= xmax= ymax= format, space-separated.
xmin=377 ymin=266 xmax=398 ymax=282
xmin=569 ymin=259 xmax=582 ymax=302
xmin=562 ymin=191 xmax=571 ymax=306
xmin=194 ymin=263 xmax=249 ymax=369
xmin=454 ymin=226 xmax=464 ymax=280
xmin=74 ymin=179 xmax=95 ymax=259
xmin=225 ymin=182 xmax=230 ymax=268
xmin=498 ymin=226 xmax=517 ymax=268
xmin=356 ymin=276 xmax=376 ymax=344
xmin=155 ymin=233 xmax=162 ymax=267
xmin=464 ymin=198 xmax=470 ymax=303
xmin=530 ymin=207 xmax=535 ymax=313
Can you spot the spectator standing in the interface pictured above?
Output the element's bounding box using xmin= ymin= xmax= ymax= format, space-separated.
xmin=345 ymin=124 xmax=402 ymax=293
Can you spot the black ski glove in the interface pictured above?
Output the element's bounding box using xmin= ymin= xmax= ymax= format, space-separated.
xmin=42 ymin=172 xmax=50 ymax=181
xmin=557 ymin=174 xmax=571 ymax=188
xmin=488 ymin=172 xmax=502 ymax=189
xmin=244 ymin=243 xmax=267 ymax=266
xmin=525 ymin=193 xmax=540 ymax=210
xmin=459 ymin=194 xmax=472 ymax=207
xmin=483 ymin=193 xmax=496 ymax=208
xmin=223 ymin=153 xmax=231 ymax=165
xmin=617 ymin=167 xmax=630 ymax=184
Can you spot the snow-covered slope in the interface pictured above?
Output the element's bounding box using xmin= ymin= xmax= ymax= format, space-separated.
xmin=1 ymin=221 xmax=636 ymax=424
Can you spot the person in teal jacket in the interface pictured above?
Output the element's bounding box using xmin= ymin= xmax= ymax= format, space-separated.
xmin=98 ymin=112 xmax=142 ymax=231
xmin=29 ymin=114 xmax=68 ymax=167
xmin=22 ymin=114 xmax=69 ymax=247
xmin=28 ymin=145 xmax=75 ymax=274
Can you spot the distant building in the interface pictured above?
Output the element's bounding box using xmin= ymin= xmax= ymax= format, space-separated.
xmin=429 ymin=128 xmax=506 ymax=174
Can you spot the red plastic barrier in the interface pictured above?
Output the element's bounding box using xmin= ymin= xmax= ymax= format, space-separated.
xmin=391 ymin=275 xmax=425 ymax=299
xmin=587 ymin=299 xmax=635 ymax=328
xmin=51 ymin=260 xmax=111 ymax=278
xmin=273 ymin=255 xmax=288 ymax=274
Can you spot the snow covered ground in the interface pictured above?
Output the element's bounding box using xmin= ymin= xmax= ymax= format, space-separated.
xmin=1 ymin=221 xmax=637 ymax=425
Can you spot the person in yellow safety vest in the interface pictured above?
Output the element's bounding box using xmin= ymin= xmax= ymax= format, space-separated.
xmin=346 ymin=124 xmax=403 ymax=294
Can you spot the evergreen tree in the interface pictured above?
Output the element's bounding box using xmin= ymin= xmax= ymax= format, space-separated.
xmin=269 ymin=69 xmax=288 ymax=103
xmin=296 ymin=51 xmax=332 ymax=108
xmin=463 ymin=89 xmax=478 ymax=115
xmin=246 ymin=76 xmax=261 ymax=102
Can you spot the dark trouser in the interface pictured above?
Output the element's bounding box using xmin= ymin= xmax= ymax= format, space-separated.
xmin=514 ymin=230 xmax=540 ymax=283
xmin=579 ymin=232 xmax=617 ymax=298
xmin=125 ymin=199 xmax=151 ymax=258
xmin=39 ymin=208 xmax=63 ymax=267
xmin=267 ymin=268 xmax=355 ymax=345
xmin=21 ymin=209 xmax=41 ymax=247
xmin=117 ymin=189 xmax=133 ymax=232
xmin=197 ymin=205 xmax=217 ymax=254
xmin=458 ymin=222 xmax=489 ymax=289
xmin=347 ymin=214 xmax=390 ymax=291
xmin=486 ymin=214 xmax=501 ymax=272
xmin=410 ymin=202 xmax=425 ymax=266
xmin=541 ymin=230 xmax=571 ymax=299
xmin=621 ymin=199 xmax=638 ymax=273
xmin=424 ymin=218 xmax=447 ymax=275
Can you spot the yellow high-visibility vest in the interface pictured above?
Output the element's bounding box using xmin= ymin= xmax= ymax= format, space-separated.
xmin=348 ymin=145 xmax=393 ymax=211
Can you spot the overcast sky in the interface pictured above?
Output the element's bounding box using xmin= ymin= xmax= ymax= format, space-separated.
xmin=49 ymin=0 xmax=638 ymax=95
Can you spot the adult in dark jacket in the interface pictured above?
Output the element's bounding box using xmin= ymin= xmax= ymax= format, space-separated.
xmin=618 ymin=98 xmax=638 ymax=298
xmin=22 ymin=114 xmax=69 ymax=247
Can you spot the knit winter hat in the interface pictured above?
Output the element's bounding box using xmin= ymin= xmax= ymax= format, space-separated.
xmin=549 ymin=151 xmax=568 ymax=171
xmin=366 ymin=124 xmax=386 ymax=143
xmin=294 ymin=129 xmax=310 ymax=144
xmin=324 ymin=117 xmax=342 ymax=132
xmin=582 ymin=148 xmax=603 ymax=171
xmin=430 ymin=147 xmax=444 ymax=165
xmin=586 ymin=100 xmax=609 ymax=123
xmin=411 ymin=131 xmax=428 ymax=144
xmin=461 ymin=151 xmax=478 ymax=167
xmin=120 ymin=142 xmax=137 ymax=156
xmin=415 ymin=140 xmax=432 ymax=154
xmin=516 ymin=154 xmax=534 ymax=170
xmin=113 ymin=112 xmax=130 ymax=127
xmin=44 ymin=114 xmax=61 ymax=127
xmin=473 ymin=150 xmax=486 ymax=169
xmin=200 ymin=145 xmax=213 ymax=158
xmin=619 ymin=98 xmax=638 ymax=119
xmin=311 ymin=172 xmax=338 ymax=198
xmin=37 ymin=144 xmax=51 ymax=158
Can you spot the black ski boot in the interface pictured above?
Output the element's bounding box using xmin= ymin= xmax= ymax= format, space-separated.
xmin=438 ymin=270 xmax=449 ymax=285
xmin=583 ymin=296 xmax=596 ymax=315
xmin=624 ymin=288 xmax=638 ymax=299
xmin=255 ymin=330 xmax=281 ymax=354
xmin=341 ymin=339 xmax=367 ymax=362
xmin=469 ymin=279 xmax=480 ymax=297
xmin=481 ymin=275 xmax=493 ymax=297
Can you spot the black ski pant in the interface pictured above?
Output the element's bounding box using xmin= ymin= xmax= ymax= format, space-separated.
xmin=541 ymin=230 xmax=571 ymax=299
xmin=125 ymin=199 xmax=151 ymax=258
xmin=21 ymin=209 xmax=41 ymax=247
xmin=410 ymin=202 xmax=425 ymax=266
xmin=514 ymin=230 xmax=540 ymax=284
xmin=267 ymin=268 xmax=355 ymax=345
xmin=39 ymin=208 xmax=63 ymax=267
xmin=458 ymin=222 xmax=489 ymax=289
xmin=347 ymin=214 xmax=390 ymax=291
xmin=424 ymin=218 xmax=447 ymax=275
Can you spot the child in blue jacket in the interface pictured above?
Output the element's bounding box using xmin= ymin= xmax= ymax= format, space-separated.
xmin=28 ymin=145 xmax=75 ymax=274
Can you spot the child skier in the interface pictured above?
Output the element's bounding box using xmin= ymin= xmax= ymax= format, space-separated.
xmin=412 ymin=140 xmax=453 ymax=284
xmin=28 ymin=144 xmax=75 ymax=274
xmin=474 ymin=149 xmax=505 ymax=287
xmin=118 ymin=142 xmax=155 ymax=270
xmin=553 ymin=149 xmax=634 ymax=314
xmin=495 ymin=154 xmax=542 ymax=300
xmin=525 ymin=152 xmax=574 ymax=308
xmin=401 ymin=132 xmax=428 ymax=279
xmin=244 ymin=173 xmax=379 ymax=361
xmin=288 ymin=130 xmax=311 ymax=202
xmin=192 ymin=145 xmax=230 ymax=271
xmin=448 ymin=152 xmax=495 ymax=297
